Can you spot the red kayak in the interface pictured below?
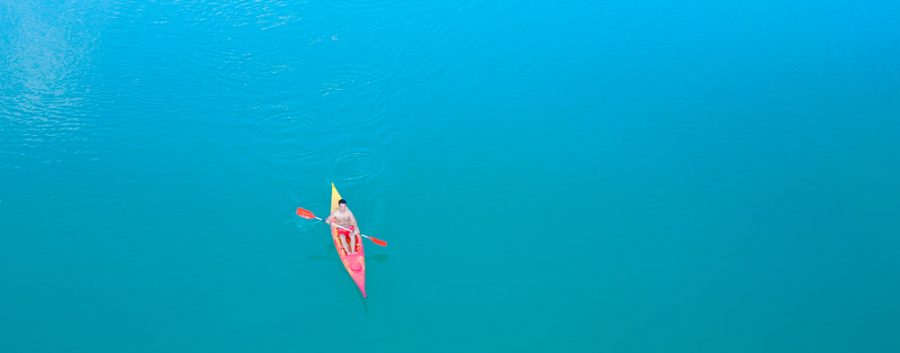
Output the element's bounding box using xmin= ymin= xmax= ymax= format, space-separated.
xmin=330 ymin=183 xmax=366 ymax=298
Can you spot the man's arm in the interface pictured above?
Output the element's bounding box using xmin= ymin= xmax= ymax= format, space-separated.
xmin=349 ymin=211 xmax=361 ymax=235
xmin=324 ymin=211 xmax=335 ymax=224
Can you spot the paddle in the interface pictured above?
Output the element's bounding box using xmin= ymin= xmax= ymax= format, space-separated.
xmin=296 ymin=207 xmax=388 ymax=247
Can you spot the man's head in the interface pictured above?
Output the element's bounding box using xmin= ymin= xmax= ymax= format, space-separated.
xmin=338 ymin=199 xmax=347 ymax=209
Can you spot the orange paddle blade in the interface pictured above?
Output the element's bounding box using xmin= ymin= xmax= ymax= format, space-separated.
xmin=366 ymin=236 xmax=388 ymax=247
xmin=295 ymin=208 xmax=317 ymax=219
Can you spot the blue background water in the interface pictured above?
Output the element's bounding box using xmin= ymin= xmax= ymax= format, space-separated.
xmin=2 ymin=1 xmax=899 ymax=352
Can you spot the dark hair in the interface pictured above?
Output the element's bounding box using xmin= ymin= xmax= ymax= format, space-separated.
xmin=338 ymin=199 xmax=347 ymax=205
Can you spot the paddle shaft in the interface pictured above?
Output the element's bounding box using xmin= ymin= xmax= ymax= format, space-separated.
xmin=313 ymin=216 xmax=372 ymax=240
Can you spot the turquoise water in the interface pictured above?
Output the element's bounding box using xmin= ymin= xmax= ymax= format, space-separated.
xmin=2 ymin=1 xmax=900 ymax=352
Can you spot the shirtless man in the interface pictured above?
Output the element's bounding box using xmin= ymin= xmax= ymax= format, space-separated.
xmin=325 ymin=199 xmax=361 ymax=254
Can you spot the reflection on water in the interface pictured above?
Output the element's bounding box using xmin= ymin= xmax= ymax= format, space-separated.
xmin=0 ymin=2 xmax=105 ymax=165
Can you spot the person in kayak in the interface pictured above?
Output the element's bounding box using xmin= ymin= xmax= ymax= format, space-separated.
xmin=325 ymin=199 xmax=361 ymax=254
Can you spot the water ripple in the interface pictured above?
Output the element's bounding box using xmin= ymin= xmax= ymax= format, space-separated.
xmin=331 ymin=147 xmax=384 ymax=184
xmin=251 ymin=105 xmax=323 ymax=164
xmin=312 ymin=64 xmax=390 ymax=132
xmin=0 ymin=2 xmax=107 ymax=164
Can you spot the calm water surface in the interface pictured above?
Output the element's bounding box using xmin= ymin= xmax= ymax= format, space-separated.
xmin=2 ymin=1 xmax=899 ymax=352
